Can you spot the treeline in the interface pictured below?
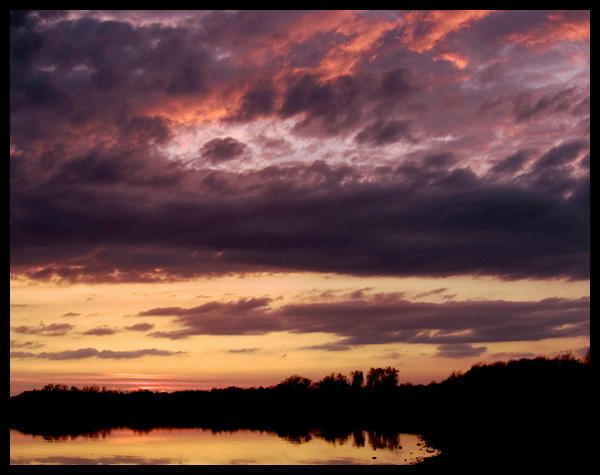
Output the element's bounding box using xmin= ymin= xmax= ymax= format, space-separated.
xmin=22 ymin=364 xmax=401 ymax=396
xmin=8 ymin=365 xmax=418 ymax=436
xmin=9 ymin=354 xmax=591 ymax=467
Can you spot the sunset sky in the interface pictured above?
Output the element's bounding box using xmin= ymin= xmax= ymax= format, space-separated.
xmin=10 ymin=10 xmax=589 ymax=396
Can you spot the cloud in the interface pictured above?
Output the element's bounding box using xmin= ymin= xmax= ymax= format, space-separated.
xmin=278 ymin=296 xmax=590 ymax=347
xmin=513 ymin=88 xmax=581 ymax=123
xmin=143 ymin=298 xmax=280 ymax=339
xmin=9 ymin=10 xmax=590 ymax=284
xmin=532 ymin=140 xmax=587 ymax=170
xmin=36 ymin=348 xmax=101 ymax=360
xmin=124 ymin=322 xmax=155 ymax=332
xmin=10 ymin=340 xmax=44 ymax=349
xmin=96 ymin=349 xmax=185 ymax=359
xmin=487 ymin=150 xmax=531 ymax=176
xmin=300 ymin=343 xmax=354 ymax=352
xmin=10 ymin=351 xmax=38 ymax=359
xmin=10 ymin=347 xmax=185 ymax=360
xmin=10 ymin=153 xmax=590 ymax=282
xmin=139 ymin=294 xmax=589 ymax=347
xmin=82 ymin=326 xmax=119 ymax=336
xmin=354 ymin=119 xmax=412 ymax=145
xmin=226 ymin=348 xmax=260 ymax=354
xmin=200 ymin=137 xmax=248 ymax=164
xmin=11 ymin=323 xmax=74 ymax=336
xmin=434 ymin=343 xmax=487 ymax=358
xmin=278 ymin=73 xmax=366 ymax=134
xmin=230 ymin=82 xmax=276 ymax=121
xmin=412 ymin=287 xmax=449 ymax=299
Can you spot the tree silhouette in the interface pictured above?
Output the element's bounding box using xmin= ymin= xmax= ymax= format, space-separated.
xmin=316 ymin=373 xmax=349 ymax=392
xmin=276 ymin=374 xmax=312 ymax=392
xmin=350 ymin=370 xmax=364 ymax=390
xmin=366 ymin=366 xmax=398 ymax=390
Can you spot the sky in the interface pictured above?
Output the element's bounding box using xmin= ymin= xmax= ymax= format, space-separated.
xmin=10 ymin=10 xmax=590 ymax=396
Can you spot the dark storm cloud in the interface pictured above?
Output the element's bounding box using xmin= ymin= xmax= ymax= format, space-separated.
xmin=200 ymin=137 xmax=248 ymax=164
xmin=513 ymin=88 xmax=582 ymax=123
xmin=9 ymin=10 xmax=590 ymax=283
xmin=230 ymin=82 xmax=277 ymax=121
xmin=138 ymin=294 xmax=589 ymax=347
xmin=378 ymin=67 xmax=412 ymax=98
xmin=519 ymin=141 xmax=589 ymax=197
xmin=10 ymin=10 xmax=217 ymax=152
xmin=9 ymin=347 xmax=185 ymax=360
xmin=487 ymin=150 xmax=531 ymax=176
xmin=10 ymin=146 xmax=590 ymax=282
xmin=279 ymin=73 xmax=364 ymax=134
xmin=532 ymin=140 xmax=587 ymax=170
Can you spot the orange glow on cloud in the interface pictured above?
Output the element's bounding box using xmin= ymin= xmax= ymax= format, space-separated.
xmin=144 ymin=97 xmax=230 ymax=127
xmin=141 ymin=11 xmax=400 ymax=127
xmin=316 ymin=14 xmax=397 ymax=80
xmin=435 ymin=51 xmax=470 ymax=70
xmin=236 ymin=10 xmax=357 ymax=69
xmin=399 ymin=10 xmax=495 ymax=53
xmin=506 ymin=14 xmax=590 ymax=50
xmin=233 ymin=11 xmax=397 ymax=81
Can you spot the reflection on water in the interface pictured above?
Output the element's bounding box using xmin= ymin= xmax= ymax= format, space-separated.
xmin=10 ymin=427 xmax=441 ymax=465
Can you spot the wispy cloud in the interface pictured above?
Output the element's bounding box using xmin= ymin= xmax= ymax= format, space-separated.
xmin=10 ymin=348 xmax=186 ymax=360
xmin=11 ymin=323 xmax=74 ymax=337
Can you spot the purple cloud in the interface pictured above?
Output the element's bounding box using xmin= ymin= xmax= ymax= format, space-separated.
xmin=10 ymin=155 xmax=590 ymax=282
xmin=124 ymin=322 xmax=155 ymax=332
xmin=11 ymin=323 xmax=74 ymax=336
xmin=143 ymin=298 xmax=279 ymax=339
xmin=137 ymin=294 xmax=589 ymax=347
xmin=82 ymin=326 xmax=119 ymax=336
xmin=9 ymin=10 xmax=589 ymax=284
xmin=200 ymin=137 xmax=248 ymax=164
xmin=434 ymin=343 xmax=487 ymax=359
xmin=9 ymin=347 xmax=185 ymax=360
xmin=10 ymin=340 xmax=45 ymax=350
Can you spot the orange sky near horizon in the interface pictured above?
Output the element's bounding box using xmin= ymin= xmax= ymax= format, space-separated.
xmin=10 ymin=272 xmax=589 ymax=396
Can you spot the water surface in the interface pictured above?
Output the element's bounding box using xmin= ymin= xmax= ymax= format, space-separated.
xmin=10 ymin=427 xmax=441 ymax=465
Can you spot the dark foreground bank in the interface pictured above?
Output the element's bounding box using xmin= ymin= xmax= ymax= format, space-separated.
xmin=10 ymin=356 xmax=591 ymax=468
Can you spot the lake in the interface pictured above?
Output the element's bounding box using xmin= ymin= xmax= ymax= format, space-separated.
xmin=10 ymin=427 xmax=441 ymax=465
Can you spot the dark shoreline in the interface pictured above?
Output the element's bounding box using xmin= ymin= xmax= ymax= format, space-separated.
xmin=10 ymin=356 xmax=591 ymax=468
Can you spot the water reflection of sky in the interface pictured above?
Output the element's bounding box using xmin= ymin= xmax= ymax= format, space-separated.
xmin=10 ymin=428 xmax=441 ymax=465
